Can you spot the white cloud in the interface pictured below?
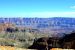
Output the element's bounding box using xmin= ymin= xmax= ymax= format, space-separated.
xmin=70 ymin=6 xmax=75 ymax=9
xmin=24 ymin=12 xmax=75 ymax=18
xmin=1 ymin=12 xmax=75 ymax=18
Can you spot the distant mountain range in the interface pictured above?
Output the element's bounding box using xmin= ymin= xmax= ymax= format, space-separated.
xmin=0 ymin=17 xmax=75 ymax=34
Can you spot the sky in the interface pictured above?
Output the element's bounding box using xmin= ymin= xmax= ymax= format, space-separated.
xmin=0 ymin=0 xmax=75 ymax=18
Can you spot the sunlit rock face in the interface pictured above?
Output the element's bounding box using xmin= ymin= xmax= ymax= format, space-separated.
xmin=0 ymin=17 xmax=75 ymax=35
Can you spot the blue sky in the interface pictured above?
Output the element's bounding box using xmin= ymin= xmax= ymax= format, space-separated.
xmin=0 ymin=0 xmax=75 ymax=18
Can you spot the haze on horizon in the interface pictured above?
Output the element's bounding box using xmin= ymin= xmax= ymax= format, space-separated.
xmin=0 ymin=0 xmax=75 ymax=18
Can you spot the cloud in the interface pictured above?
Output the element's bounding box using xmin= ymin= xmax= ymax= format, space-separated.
xmin=1 ymin=12 xmax=75 ymax=18
xmin=24 ymin=12 xmax=75 ymax=18
xmin=70 ymin=6 xmax=75 ymax=9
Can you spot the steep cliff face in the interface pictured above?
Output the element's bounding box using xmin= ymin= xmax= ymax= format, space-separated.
xmin=0 ymin=23 xmax=15 ymax=32
xmin=0 ymin=17 xmax=75 ymax=33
